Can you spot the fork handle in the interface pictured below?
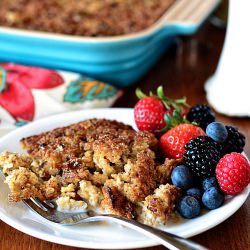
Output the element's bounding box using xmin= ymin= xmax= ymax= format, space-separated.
xmin=86 ymin=215 xmax=209 ymax=250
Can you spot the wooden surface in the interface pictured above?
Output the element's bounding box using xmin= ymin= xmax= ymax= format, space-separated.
xmin=1 ymin=21 xmax=249 ymax=250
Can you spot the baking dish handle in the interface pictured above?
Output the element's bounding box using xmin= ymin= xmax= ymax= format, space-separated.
xmin=163 ymin=0 xmax=221 ymax=35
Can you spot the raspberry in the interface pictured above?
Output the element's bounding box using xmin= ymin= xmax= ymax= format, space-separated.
xmin=216 ymin=153 xmax=250 ymax=195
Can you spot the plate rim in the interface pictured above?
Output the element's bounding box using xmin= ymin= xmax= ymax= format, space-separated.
xmin=0 ymin=108 xmax=249 ymax=249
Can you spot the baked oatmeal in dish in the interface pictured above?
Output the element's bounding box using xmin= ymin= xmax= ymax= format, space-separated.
xmin=0 ymin=0 xmax=175 ymax=37
xmin=0 ymin=119 xmax=181 ymax=226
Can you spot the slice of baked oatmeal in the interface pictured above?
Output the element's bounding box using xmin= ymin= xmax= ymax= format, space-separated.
xmin=0 ymin=118 xmax=181 ymax=226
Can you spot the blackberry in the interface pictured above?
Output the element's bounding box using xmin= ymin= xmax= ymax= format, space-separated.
xmin=187 ymin=104 xmax=215 ymax=130
xmin=222 ymin=126 xmax=245 ymax=155
xmin=183 ymin=136 xmax=221 ymax=179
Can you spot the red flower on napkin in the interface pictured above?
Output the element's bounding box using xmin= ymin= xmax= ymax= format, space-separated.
xmin=0 ymin=63 xmax=64 ymax=122
xmin=1 ymin=63 xmax=64 ymax=89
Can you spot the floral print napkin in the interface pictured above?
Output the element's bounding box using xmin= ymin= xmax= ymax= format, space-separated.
xmin=0 ymin=63 xmax=122 ymax=136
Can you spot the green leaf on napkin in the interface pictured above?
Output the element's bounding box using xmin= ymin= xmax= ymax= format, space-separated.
xmin=63 ymin=77 xmax=118 ymax=103
xmin=0 ymin=67 xmax=7 ymax=93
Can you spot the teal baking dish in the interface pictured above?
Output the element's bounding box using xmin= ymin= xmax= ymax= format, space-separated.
xmin=0 ymin=0 xmax=220 ymax=87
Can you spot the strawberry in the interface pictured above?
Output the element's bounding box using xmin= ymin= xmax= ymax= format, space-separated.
xmin=134 ymin=86 xmax=188 ymax=133
xmin=216 ymin=153 xmax=250 ymax=195
xmin=134 ymin=97 xmax=166 ymax=132
xmin=160 ymin=123 xmax=205 ymax=159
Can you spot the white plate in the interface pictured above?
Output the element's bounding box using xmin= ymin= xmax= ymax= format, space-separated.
xmin=0 ymin=108 xmax=249 ymax=249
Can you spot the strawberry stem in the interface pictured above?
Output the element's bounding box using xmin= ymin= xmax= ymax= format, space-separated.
xmin=175 ymin=97 xmax=188 ymax=104
xmin=156 ymin=86 xmax=188 ymax=112
xmin=156 ymin=86 xmax=165 ymax=100
xmin=136 ymin=88 xmax=147 ymax=99
xmin=136 ymin=86 xmax=189 ymax=113
xmin=162 ymin=100 xmax=171 ymax=109
xmin=161 ymin=110 xmax=191 ymax=132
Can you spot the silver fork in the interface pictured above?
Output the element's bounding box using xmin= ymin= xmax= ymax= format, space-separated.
xmin=23 ymin=198 xmax=209 ymax=250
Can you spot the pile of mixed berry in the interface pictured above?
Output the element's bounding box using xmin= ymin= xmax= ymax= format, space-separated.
xmin=134 ymin=86 xmax=250 ymax=219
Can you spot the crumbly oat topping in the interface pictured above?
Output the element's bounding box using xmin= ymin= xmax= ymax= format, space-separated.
xmin=137 ymin=184 xmax=181 ymax=225
xmin=0 ymin=0 xmax=175 ymax=36
xmin=0 ymin=119 xmax=181 ymax=226
xmin=0 ymin=151 xmax=32 ymax=174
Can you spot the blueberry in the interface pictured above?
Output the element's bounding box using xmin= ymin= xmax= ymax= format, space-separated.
xmin=186 ymin=188 xmax=202 ymax=201
xmin=177 ymin=196 xmax=200 ymax=219
xmin=202 ymin=187 xmax=224 ymax=210
xmin=171 ymin=165 xmax=194 ymax=190
xmin=202 ymin=177 xmax=219 ymax=191
xmin=206 ymin=122 xmax=228 ymax=143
